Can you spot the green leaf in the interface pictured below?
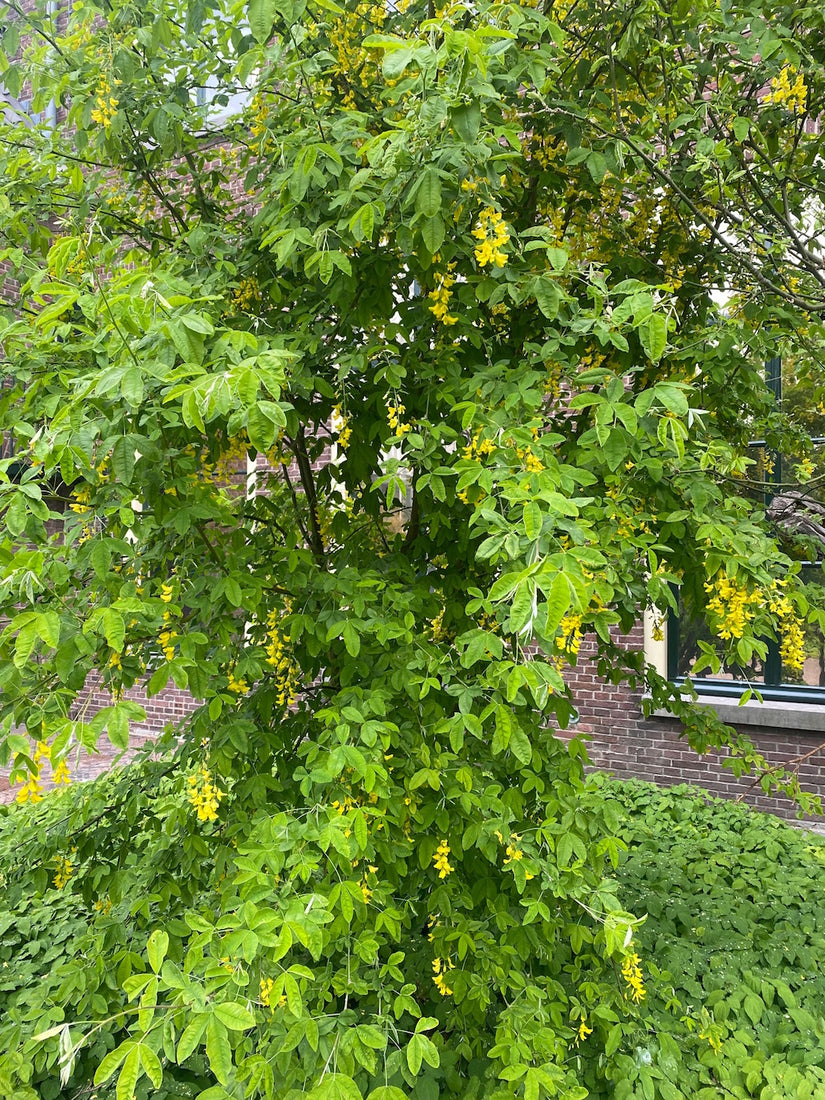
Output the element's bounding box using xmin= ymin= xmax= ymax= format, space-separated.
xmin=416 ymin=169 xmax=442 ymax=219
xmin=147 ymin=929 xmax=169 ymax=973
xmin=743 ymin=993 xmax=763 ymax=1025
xmin=213 ymin=1002 xmax=256 ymax=1031
xmin=177 ymin=1016 xmax=208 ymax=1064
xmin=111 ymin=435 xmax=136 ymax=484
xmin=313 ymin=1074 xmax=362 ymax=1099
xmin=36 ymin=611 xmax=61 ymax=648
xmin=206 ymin=1016 xmax=232 ymax=1084
xmin=535 ymin=277 xmax=561 ymax=319
xmin=406 ymin=1035 xmax=423 ymax=1076
xmin=102 ymin=609 xmax=126 ymax=653
xmin=640 ymin=314 xmax=668 ymax=363
xmin=343 ymin=622 xmax=360 ymax=657
xmin=509 ymin=726 xmax=532 ymax=766
xmin=116 ymin=1047 xmax=141 ymax=1100
xmin=94 ymin=1042 xmax=132 ymax=1085
xmin=107 ymin=706 xmax=129 ymax=751
xmin=452 ymin=101 xmax=481 ymax=143
xmin=587 ymin=150 xmax=608 ymax=183
xmin=138 ymin=1044 xmax=163 ymax=1089
xmin=421 ymin=213 xmax=445 ymax=256
xmin=605 ymin=1022 xmax=623 ymax=1056
xmin=121 ymin=367 xmax=144 ymax=407
xmin=248 ymin=0 xmax=276 ymax=42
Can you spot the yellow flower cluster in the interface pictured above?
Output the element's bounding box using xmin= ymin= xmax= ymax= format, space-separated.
xmin=332 ymin=405 xmax=352 ymax=450
xmin=213 ymin=433 xmax=252 ymax=485
xmin=556 ymin=613 xmax=583 ymax=661
xmin=432 ymin=957 xmax=454 ymax=997
xmin=69 ymin=486 xmax=92 ymax=516
xmin=160 ymin=583 xmax=174 ymax=604
xmin=249 ymin=94 xmax=269 ymax=139
xmin=16 ymin=774 xmax=44 ymax=804
xmin=230 ymin=276 xmax=262 ymax=313
xmin=94 ymin=896 xmax=113 ymax=915
xmin=387 ymin=401 xmax=411 ymax=438
xmin=575 ymin=1019 xmax=593 ymax=1044
xmin=90 ymin=73 xmax=119 ymax=129
xmin=621 ymin=950 xmax=646 ymax=1003
xmin=462 ymin=429 xmax=496 ymax=462
xmin=766 ymin=584 xmax=806 ymax=674
xmin=502 ymin=833 xmax=535 ymax=880
xmin=360 ymin=865 xmax=378 ymax=903
xmin=544 ymin=361 xmax=563 ymax=401
xmin=796 ymin=457 xmax=815 ymax=482
xmin=504 ymin=841 xmax=523 ymax=862
xmin=704 ymin=572 xmax=760 ymax=641
xmin=432 ymin=839 xmax=453 ymax=879
xmin=52 ymin=759 xmax=71 ymax=786
xmin=16 ymin=739 xmax=70 ymax=802
xmin=53 ymin=853 xmax=74 ymax=890
xmin=159 ymin=620 xmax=178 ymax=662
xmin=429 ymin=266 xmax=458 ymax=325
xmin=514 ymin=445 xmax=544 ymax=473
xmin=766 ymin=65 xmax=808 ymax=114
xmin=473 ymin=208 xmax=510 ymax=268
xmin=328 ymin=1 xmax=387 ymax=109
xmin=259 ymin=977 xmax=287 ymax=1011
xmin=227 ymin=671 xmax=250 ymax=694
xmin=265 ymin=607 xmax=299 ymax=707
xmin=187 ymin=766 xmax=225 ymax=823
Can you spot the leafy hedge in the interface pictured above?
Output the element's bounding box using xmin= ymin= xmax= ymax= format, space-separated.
xmin=2 ymin=768 xmax=825 ymax=1099
xmin=590 ymin=778 xmax=825 ymax=1100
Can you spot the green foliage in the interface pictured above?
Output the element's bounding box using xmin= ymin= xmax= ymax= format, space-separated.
xmin=0 ymin=0 xmax=825 ymax=1096
xmin=584 ymin=778 xmax=825 ymax=1099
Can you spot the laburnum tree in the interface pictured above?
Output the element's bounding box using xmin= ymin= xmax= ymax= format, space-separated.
xmin=1 ymin=0 xmax=825 ymax=1097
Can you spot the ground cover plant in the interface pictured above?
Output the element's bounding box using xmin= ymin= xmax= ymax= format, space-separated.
xmin=592 ymin=778 xmax=825 ymax=1099
xmin=2 ymin=0 xmax=825 ymax=1096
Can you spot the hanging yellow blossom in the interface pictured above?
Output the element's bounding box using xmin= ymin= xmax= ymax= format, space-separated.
xmin=332 ymin=405 xmax=352 ymax=450
xmin=472 ymin=208 xmax=510 ymax=268
xmin=16 ymin=774 xmax=44 ymax=804
xmin=52 ymin=759 xmax=71 ymax=786
xmin=704 ymin=572 xmax=760 ymax=641
xmin=429 ymin=265 xmax=458 ymax=325
xmin=387 ymin=401 xmax=411 ymax=438
xmin=765 ymin=65 xmax=808 ymax=114
xmin=432 ymin=957 xmax=454 ymax=996
xmin=53 ymin=853 xmax=74 ymax=890
xmin=432 ymin=839 xmax=453 ymax=878
xmin=227 ymin=671 xmax=250 ymax=694
xmin=260 ymin=977 xmax=287 ymax=1011
xmin=265 ymin=606 xmax=299 ymax=707
xmin=621 ymin=950 xmax=646 ymax=1003
xmin=90 ymin=73 xmax=119 ymax=129
xmin=576 ymin=1019 xmax=593 ymax=1044
xmin=187 ymin=766 xmax=225 ymax=823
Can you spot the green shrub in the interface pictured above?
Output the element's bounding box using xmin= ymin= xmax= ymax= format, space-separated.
xmin=3 ymin=768 xmax=825 ymax=1099
xmin=585 ymin=777 xmax=825 ymax=1099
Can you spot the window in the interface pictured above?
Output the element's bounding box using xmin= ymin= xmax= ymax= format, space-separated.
xmin=666 ymin=356 xmax=825 ymax=703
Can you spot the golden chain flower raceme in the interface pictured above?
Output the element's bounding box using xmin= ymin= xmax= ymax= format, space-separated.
xmin=187 ymin=766 xmax=225 ymax=823
xmin=472 ymin=208 xmax=510 ymax=268
xmin=765 ymin=65 xmax=808 ymax=114
xmin=429 ymin=265 xmax=458 ymax=325
xmin=621 ymin=949 xmax=646 ymax=1003
xmin=432 ymin=956 xmax=455 ymax=997
xmin=432 ymin=839 xmax=453 ymax=878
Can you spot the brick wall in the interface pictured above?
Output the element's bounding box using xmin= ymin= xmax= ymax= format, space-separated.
xmin=566 ymin=628 xmax=825 ymax=822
